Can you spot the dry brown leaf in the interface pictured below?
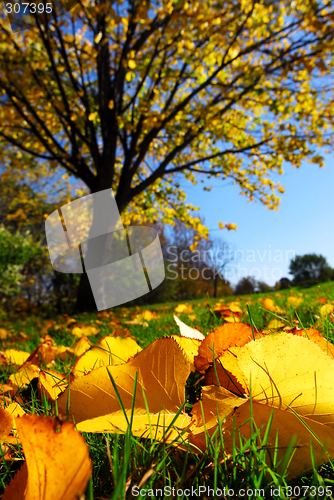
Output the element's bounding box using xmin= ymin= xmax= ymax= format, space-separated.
xmin=194 ymin=323 xmax=259 ymax=372
xmin=58 ymin=337 xmax=192 ymax=440
xmin=2 ymin=415 xmax=92 ymax=500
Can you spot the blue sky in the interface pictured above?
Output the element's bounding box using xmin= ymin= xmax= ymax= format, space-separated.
xmin=181 ymin=156 xmax=334 ymax=286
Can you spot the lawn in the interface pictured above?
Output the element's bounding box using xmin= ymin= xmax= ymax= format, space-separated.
xmin=1 ymin=281 xmax=334 ymax=499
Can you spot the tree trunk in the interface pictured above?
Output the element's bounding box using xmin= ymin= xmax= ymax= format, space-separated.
xmin=74 ymin=272 xmax=97 ymax=313
xmin=213 ymin=274 xmax=218 ymax=298
xmin=73 ymin=187 xmax=123 ymax=313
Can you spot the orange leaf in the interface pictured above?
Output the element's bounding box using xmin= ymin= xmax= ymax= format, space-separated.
xmin=3 ymin=415 xmax=92 ymax=500
xmin=194 ymin=323 xmax=259 ymax=372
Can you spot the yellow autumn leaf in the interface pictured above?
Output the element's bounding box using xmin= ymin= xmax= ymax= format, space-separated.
xmin=266 ymin=319 xmax=286 ymax=329
xmin=72 ymin=336 xmax=91 ymax=357
xmin=72 ymin=325 xmax=99 ymax=338
xmin=320 ymin=303 xmax=334 ymax=316
xmin=4 ymin=349 xmax=30 ymax=367
xmin=0 ymin=328 xmax=8 ymax=339
xmin=287 ymin=296 xmax=304 ymax=308
xmin=58 ymin=337 xmax=192 ymax=440
xmin=73 ymin=334 xmax=142 ymax=377
xmin=128 ymin=59 xmax=136 ymax=69
xmin=262 ymin=297 xmax=282 ymax=313
xmin=133 ymin=310 xmax=156 ymax=322
xmin=39 ymin=370 xmax=70 ymax=401
xmin=94 ymin=32 xmax=102 ymax=44
xmin=236 ymin=333 xmax=334 ymax=425
xmin=88 ymin=111 xmax=98 ymax=122
xmin=174 ymin=303 xmax=193 ymax=314
xmin=170 ymin=335 xmax=202 ymax=371
xmin=189 ymin=385 xmax=334 ymax=479
xmin=2 ymin=415 xmax=92 ymax=500
xmin=9 ymin=365 xmax=39 ymax=390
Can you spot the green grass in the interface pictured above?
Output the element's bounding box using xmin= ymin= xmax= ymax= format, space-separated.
xmin=1 ymin=281 xmax=334 ymax=499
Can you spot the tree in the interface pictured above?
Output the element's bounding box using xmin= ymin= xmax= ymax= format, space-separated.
xmin=200 ymin=237 xmax=234 ymax=298
xmin=0 ymin=169 xmax=82 ymax=312
xmin=289 ymin=253 xmax=332 ymax=285
xmin=256 ymin=280 xmax=272 ymax=293
xmin=0 ymin=224 xmax=42 ymax=303
xmin=1 ymin=0 xmax=334 ymax=310
xmin=234 ymin=276 xmax=257 ymax=295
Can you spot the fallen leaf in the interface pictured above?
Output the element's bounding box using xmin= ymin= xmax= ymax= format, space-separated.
xmin=262 ymin=298 xmax=282 ymax=314
xmin=9 ymin=364 xmax=39 ymax=390
xmin=58 ymin=337 xmax=192 ymax=440
xmin=39 ymin=370 xmax=71 ymax=400
xmin=265 ymin=319 xmax=286 ymax=329
xmin=0 ymin=407 xmax=14 ymax=440
xmin=133 ymin=310 xmax=156 ymax=322
xmin=194 ymin=323 xmax=259 ymax=372
xmin=73 ymin=335 xmax=142 ymax=377
xmin=287 ymin=296 xmax=303 ymax=308
xmin=2 ymin=415 xmax=92 ymax=500
xmin=189 ymin=386 xmax=334 ymax=478
xmin=4 ymin=349 xmax=30 ymax=367
xmin=290 ymin=327 xmax=334 ymax=359
xmin=236 ymin=333 xmax=334 ymax=425
xmin=170 ymin=335 xmax=202 ymax=371
xmin=0 ymin=328 xmax=8 ymax=339
xmin=72 ymin=325 xmax=99 ymax=338
xmin=174 ymin=303 xmax=193 ymax=314
xmin=320 ymin=303 xmax=334 ymax=316
xmin=72 ymin=336 xmax=91 ymax=357
xmin=174 ymin=315 xmax=205 ymax=340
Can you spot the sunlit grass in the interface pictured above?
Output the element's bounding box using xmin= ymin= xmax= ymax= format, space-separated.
xmin=0 ymin=281 xmax=334 ymax=498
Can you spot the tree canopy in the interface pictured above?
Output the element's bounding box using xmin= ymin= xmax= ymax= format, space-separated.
xmin=1 ymin=0 xmax=334 ymax=232
xmin=1 ymin=0 xmax=334 ymax=310
xmin=289 ymin=253 xmax=333 ymax=285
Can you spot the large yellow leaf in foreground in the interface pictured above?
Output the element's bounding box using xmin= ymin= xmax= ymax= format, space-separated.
xmin=237 ymin=333 xmax=334 ymax=425
xmin=189 ymin=386 xmax=334 ymax=479
xmin=3 ymin=415 xmax=92 ymax=500
xmin=58 ymin=337 xmax=192 ymax=439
